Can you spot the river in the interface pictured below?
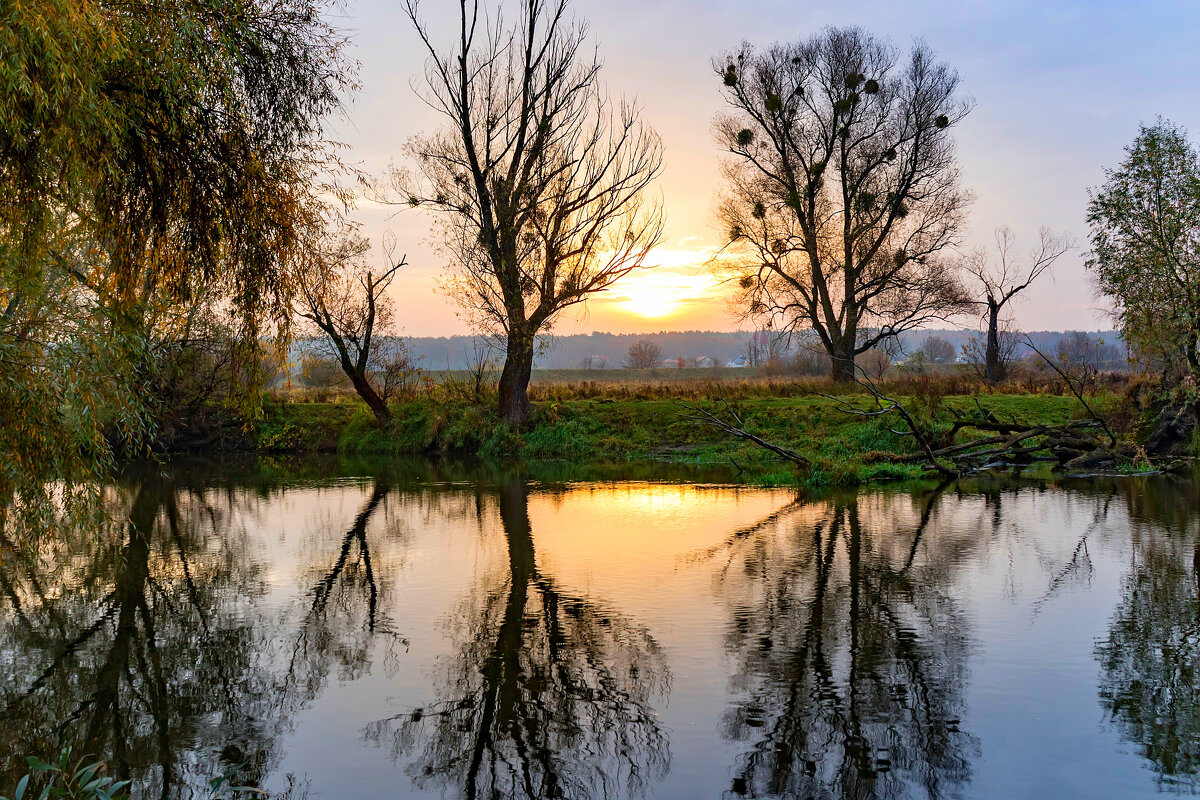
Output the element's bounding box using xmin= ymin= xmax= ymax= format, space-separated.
xmin=1 ymin=457 xmax=1197 ymax=799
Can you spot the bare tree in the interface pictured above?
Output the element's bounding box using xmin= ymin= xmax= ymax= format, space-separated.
xmin=857 ymin=348 xmax=891 ymax=380
xmin=964 ymin=226 xmax=1071 ymax=381
xmin=296 ymin=232 xmax=408 ymax=425
xmin=714 ymin=27 xmax=973 ymax=382
xmin=624 ymin=339 xmax=663 ymax=369
xmin=962 ymin=321 xmax=1021 ymax=380
xmin=743 ymin=329 xmax=784 ymax=368
xmin=1055 ymin=331 xmax=1122 ymax=379
xmin=920 ymin=334 xmax=956 ymax=364
xmin=396 ymin=0 xmax=665 ymax=423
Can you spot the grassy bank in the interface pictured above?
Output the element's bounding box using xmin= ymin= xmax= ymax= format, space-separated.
xmin=253 ymin=389 xmax=1104 ymax=487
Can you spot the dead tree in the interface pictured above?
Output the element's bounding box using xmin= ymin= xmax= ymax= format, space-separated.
xmin=397 ymin=0 xmax=664 ymax=424
xmin=964 ymin=227 xmax=1071 ymax=380
xmin=296 ymin=232 xmax=407 ymax=425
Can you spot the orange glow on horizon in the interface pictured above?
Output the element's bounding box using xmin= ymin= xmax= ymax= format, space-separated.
xmin=604 ymin=247 xmax=728 ymax=321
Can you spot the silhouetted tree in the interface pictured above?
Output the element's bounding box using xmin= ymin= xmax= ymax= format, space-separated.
xmin=367 ymin=481 xmax=670 ymax=799
xmin=697 ymin=489 xmax=978 ymax=799
xmin=715 ymin=27 xmax=972 ymax=381
xmin=284 ymin=479 xmax=409 ymax=699
xmin=296 ymin=233 xmax=409 ymax=425
xmin=744 ymin=330 xmax=784 ymax=368
xmin=396 ymin=0 xmax=664 ymax=423
xmin=0 ymin=473 xmax=293 ymax=795
xmin=919 ymin=335 xmax=956 ymax=365
xmin=624 ymin=339 xmax=664 ymax=369
xmin=964 ymin=227 xmax=1071 ymax=380
xmin=1055 ymin=331 xmax=1121 ymax=374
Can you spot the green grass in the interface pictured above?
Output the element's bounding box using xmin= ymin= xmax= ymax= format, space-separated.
xmin=255 ymin=391 xmax=1106 ymax=488
xmin=256 ymin=400 xmax=360 ymax=452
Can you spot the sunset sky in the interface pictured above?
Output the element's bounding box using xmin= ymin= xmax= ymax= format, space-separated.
xmin=333 ymin=0 xmax=1200 ymax=337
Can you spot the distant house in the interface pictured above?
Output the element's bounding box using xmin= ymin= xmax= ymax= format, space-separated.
xmin=727 ymin=356 xmax=747 ymax=368
xmin=694 ymin=355 xmax=716 ymax=368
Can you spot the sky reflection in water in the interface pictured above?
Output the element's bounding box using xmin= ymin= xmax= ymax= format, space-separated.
xmin=1 ymin=459 xmax=1197 ymax=799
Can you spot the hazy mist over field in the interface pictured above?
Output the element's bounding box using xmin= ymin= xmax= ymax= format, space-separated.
xmin=302 ymin=329 xmax=1123 ymax=371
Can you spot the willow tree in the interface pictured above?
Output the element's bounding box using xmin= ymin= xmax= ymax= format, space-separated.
xmin=715 ymin=27 xmax=972 ymax=381
xmin=399 ymin=0 xmax=664 ymax=423
xmin=0 ymin=0 xmax=351 ymax=521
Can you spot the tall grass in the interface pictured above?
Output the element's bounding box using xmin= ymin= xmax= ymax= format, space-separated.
xmin=270 ymin=365 xmax=1136 ymax=406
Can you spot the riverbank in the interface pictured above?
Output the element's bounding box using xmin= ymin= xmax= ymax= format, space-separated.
xmin=249 ymin=392 xmax=1111 ymax=487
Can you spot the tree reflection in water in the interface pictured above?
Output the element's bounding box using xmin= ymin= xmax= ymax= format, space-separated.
xmin=703 ymin=486 xmax=978 ymax=800
xmin=0 ymin=471 xmax=282 ymax=797
xmin=286 ymin=479 xmax=408 ymax=696
xmin=1094 ymin=478 xmax=1200 ymax=790
xmin=0 ymin=468 xmax=403 ymax=798
xmin=367 ymin=481 xmax=670 ymax=800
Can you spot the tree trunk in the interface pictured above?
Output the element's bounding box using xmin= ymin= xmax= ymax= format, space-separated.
xmin=348 ymin=366 xmax=391 ymax=426
xmin=984 ymin=303 xmax=1004 ymax=382
xmin=829 ymin=338 xmax=857 ymax=383
xmin=498 ymin=330 xmax=535 ymax=425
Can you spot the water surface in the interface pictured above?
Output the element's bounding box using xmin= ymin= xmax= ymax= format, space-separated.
xmin=2 ymin=458 xmax=1198 ymax=799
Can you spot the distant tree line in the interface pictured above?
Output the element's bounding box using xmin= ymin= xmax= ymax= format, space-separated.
xmin=285 ymin=327 xmax=1127 ymax=383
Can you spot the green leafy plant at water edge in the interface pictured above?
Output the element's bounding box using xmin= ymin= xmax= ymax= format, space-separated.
xmin=1 ymin=751 xmax=129 ymax=800
xmin=2 ymin=751 xmax=278 ymax=800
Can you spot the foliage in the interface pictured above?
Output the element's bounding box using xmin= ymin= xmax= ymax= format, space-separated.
xmin=1088 ymin=119 xmax=1200 ymax=384
xmin=1 ymin=752 xmax=129 ymax=800
xmin=2 ymin=750 xmax=306 ymax=800
xmin=0 ymin=0 xmax=354 ymax=524
xmin=714 ymin=27 xmax=972 ymax=380
xmin=393 ymin=0 xmax=664 ymax=422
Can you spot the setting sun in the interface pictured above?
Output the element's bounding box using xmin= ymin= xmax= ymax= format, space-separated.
xmin=616 ymin=272 xmax=723 ymax=318
xmin=606 ymin=248 xmax=726 ymax=319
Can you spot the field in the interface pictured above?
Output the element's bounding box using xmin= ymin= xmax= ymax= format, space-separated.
xmin=256 ymin=367 xmax=1119 ymax=487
